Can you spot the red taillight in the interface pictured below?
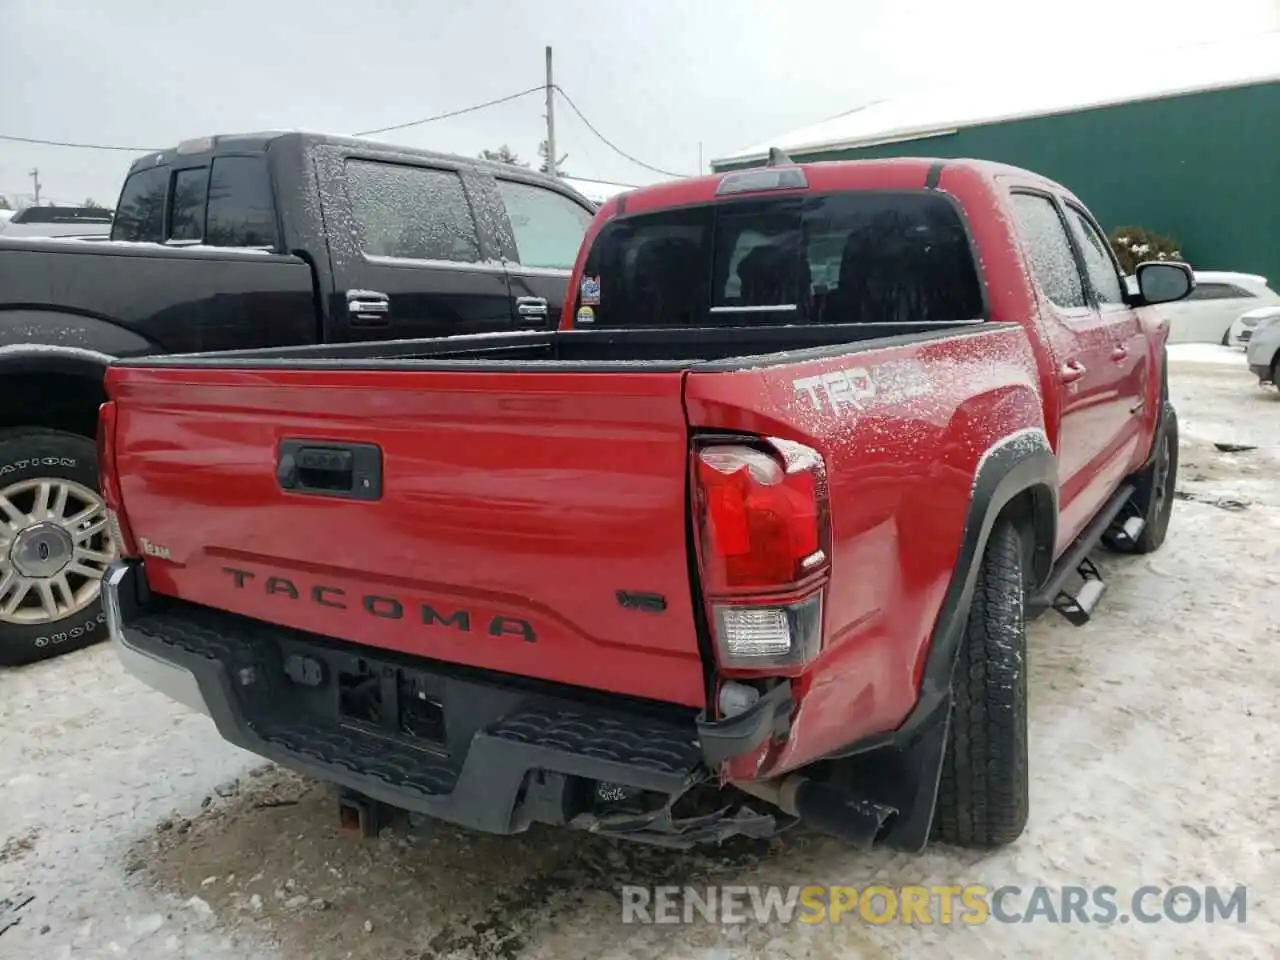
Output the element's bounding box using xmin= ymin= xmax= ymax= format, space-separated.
xmin=97 ymin=401 xmax=139 ymax=558
xmin=695 ymin=440 xmax=828 ymax=592
xmin=693 ymin=437 xmax=830 ymax=673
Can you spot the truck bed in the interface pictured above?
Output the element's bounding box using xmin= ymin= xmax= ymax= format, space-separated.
xmin=111 ymin=320 xmax=989 ymax=370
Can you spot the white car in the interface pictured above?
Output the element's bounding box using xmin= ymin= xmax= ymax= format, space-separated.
xmin=1151 ymin=271 xmax=1280 ymax=346
xmin=1245 ymin=313 xmax=1280 ymax=390
xmin=1227 ymin=305 xmax=1280 ymax=349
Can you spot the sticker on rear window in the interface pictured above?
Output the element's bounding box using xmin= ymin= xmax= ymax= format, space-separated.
xmin=580 ymin=275 xmax=601 ymax=305
xmin=577 ymin=306 xmax=595 ymax=325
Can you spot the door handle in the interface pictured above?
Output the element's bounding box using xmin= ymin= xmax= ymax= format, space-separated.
xmin=1060 ymin=359 xmax=1087 ymax=384
xmin=516 ymin=296 xmax=548 ymax=318
xmin=346 ymin=290 xmax=390 ymax=325
xmin=1111 ymin=345 xmax=1129 ymax=362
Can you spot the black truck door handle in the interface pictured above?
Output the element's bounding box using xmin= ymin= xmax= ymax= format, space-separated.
xmin=277 ymin=440 xmax=383 ymax=500
xmin=516 ymin=296 xmax=548 ymax=318
xmin=346 ymin=290 xmax=391 ymax=325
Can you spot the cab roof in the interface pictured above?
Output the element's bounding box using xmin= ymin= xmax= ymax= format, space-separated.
xmin=603 ymin=156 xmax=1065 ymax=218
xmin=123 ymin=131 xmax=591 ymax=207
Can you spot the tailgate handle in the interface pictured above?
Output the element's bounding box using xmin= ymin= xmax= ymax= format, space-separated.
xmin=277 ymin=440 xmax=383 ymax=501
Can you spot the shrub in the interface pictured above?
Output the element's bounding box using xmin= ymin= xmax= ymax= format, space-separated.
xmin=1108 ymin=226 xmax=1183 ymax=275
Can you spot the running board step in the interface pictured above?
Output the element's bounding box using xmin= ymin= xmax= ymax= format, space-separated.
xmin=1105 ymin=514 xmax=1146 ymax=550
xmin=1051 ymin=557 xmax=1106 ymax=626
xmin=1029 ymin=481 xmax=1134 ymax=621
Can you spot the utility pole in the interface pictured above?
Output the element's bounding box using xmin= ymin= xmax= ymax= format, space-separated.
xmin=29 ymin=168 xmax=41 ymax=206
xmin=545 ymin=45 xmax=557 ymax=178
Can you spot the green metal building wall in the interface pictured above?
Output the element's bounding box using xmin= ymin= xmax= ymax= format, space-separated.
xmin=716 ymin=82 xmax=1280 ymax=285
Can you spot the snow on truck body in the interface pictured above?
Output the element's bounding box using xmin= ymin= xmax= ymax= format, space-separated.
xmin=99 ymin=156 xmax=1189 ymax=853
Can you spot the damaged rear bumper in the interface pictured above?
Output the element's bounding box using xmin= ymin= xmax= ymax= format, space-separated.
xmin=103 ymin=561 xmax=794 ymax=847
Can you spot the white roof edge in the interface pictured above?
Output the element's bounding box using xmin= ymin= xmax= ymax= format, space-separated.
xmin=1194 ymin=270 xmax=1269 ymax=285
xmin=711 ymin=33 xmax=1280 ymax=166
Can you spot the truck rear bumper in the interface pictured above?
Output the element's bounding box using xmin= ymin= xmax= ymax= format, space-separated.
xmin=104 ymin=561 xmax=790 ymax=846
xmin=106 ymin=566 xmax=210 ymax=717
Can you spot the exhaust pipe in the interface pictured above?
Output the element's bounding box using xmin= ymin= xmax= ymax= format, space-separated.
xmin=734 ymin=776 xmax=895 ymax=849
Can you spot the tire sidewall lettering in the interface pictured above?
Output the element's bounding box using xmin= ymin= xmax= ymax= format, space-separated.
xmin=0 ymin=456 xmax=79 ymax=479
xmin=32 ymin=611 xmax=107 ymax=647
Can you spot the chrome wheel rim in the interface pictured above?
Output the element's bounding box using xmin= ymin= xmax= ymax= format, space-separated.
xmin=0 ymin=478 xmax=116 ymax=625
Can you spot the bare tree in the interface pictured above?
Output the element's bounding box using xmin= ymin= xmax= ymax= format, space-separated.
xmin=538 ymin=140 xmax=568 ymax=176
xmin=479 ymin=145 xmax=527 ymax=166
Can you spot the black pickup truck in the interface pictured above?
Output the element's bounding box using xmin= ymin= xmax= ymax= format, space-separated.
xmin=0 ymin=131 xmax=597 ymax=665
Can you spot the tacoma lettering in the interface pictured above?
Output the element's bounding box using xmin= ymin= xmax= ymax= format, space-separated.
xmin=220 ymin=566 xmax=536 ymax=642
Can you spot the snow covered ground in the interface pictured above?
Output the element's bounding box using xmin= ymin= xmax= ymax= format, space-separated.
xmin=1165 ymin=342 xmax=1251 ymax=367
xmin=1 ymin=356 xmax=1277 ymax=960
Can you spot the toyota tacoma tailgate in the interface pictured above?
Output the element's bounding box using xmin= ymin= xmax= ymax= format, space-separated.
xmin=105 ymin=363 xmax=706 ymax=707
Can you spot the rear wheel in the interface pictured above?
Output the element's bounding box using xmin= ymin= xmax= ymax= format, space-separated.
xmin=0 ymin=429 xmax=116 ymax=667
xmin=932 ymin=520 xmax=1029 ymax=849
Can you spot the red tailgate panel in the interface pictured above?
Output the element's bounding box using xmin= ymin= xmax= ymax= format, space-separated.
xmin=108 ymin=366 xmax=706 ymax=707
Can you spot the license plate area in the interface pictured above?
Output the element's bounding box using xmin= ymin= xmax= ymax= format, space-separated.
xmin=273 ymin=638 xmax=450 ymax=757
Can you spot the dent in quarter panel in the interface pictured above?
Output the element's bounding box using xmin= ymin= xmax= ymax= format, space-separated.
xmin=683 ymin=325 xmax=1046 ymax=776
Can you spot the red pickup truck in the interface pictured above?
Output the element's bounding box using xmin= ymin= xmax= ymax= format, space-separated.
xmin=95 ymin=156 xmax=1191 ymax=852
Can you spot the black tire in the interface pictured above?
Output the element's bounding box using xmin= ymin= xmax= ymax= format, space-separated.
xmin=1220 ymin=328 xmax=1230 ymax=347
xmin=1105 ymin=403 xmax=1178 ymax=555
xmin=932 ymin=520 xmax=1029 ymax=849
xmin=0 ymin=429 xmax=112 ymax=667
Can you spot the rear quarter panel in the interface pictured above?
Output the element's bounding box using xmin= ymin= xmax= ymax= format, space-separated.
xmin=685 ymin=323 xmax=1047 ymax=776
xmin=0 ymin=240 xmax=316 ymax=353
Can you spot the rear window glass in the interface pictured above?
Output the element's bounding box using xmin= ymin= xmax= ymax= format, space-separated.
xmin=206 ymin=156 xmax=278 ymax=248
xmin=169 ymin=167 xmax=209 ymax=241
xmin=574 ymin=191 xmax=983 ymax=328
xmin=111 ymin=166 xmax=168 ymax=242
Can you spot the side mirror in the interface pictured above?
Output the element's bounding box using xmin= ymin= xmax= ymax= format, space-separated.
xmin=1135 ymin=261 xmax=1194 ymax=305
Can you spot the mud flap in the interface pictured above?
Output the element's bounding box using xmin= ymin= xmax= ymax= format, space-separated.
xmin=835 ymin=697 xmax=951 ymax=852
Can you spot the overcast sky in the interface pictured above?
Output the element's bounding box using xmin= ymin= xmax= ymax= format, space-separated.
xmin=2 ymin=0 xmax=1278 ymax=207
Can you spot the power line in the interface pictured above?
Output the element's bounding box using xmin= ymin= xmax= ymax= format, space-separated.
xmin=353 ymin=85 xmax=545 ymax=136
xmin=0 ymin=82 xmax=692 ymax=182
xmin=0 ymin=85 xmax=548 ymax=152
xmin=553 ymin=86 xmax=691 ymax=179
xmin=560 ymin=174 xmax=641 ymax=188
xmin=0 ymin=133 xmax=160 ymax=152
